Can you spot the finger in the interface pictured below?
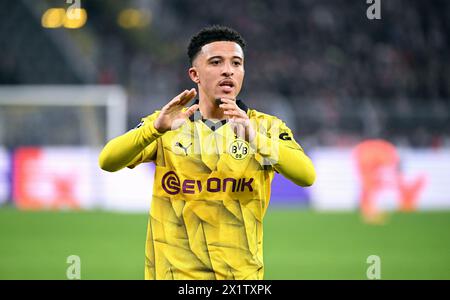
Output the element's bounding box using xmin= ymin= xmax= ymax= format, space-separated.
xmin=220 ymin=98 xmax=236 ymax=104
xmin=223 ymin=110 xmax=239 ymax=117
xmin=184 ymin=89 xmax=197 ymax=104
xmin=223 ymin=110 xmax=245 ymax=118
xmin=219 ymin=103 xmax=236 ymax=110
xmin=230 ymin=121 xmax=245 ymax=139
xmin=180 ymin=88 xmax=194 ymax=101
xmin=236 ymin=125 xmax=246 ymax=139
xmin=228 ymin=119 xmax=248 ymax=129
xmin=176 ymin=89 xmax=190 ymax=102
xmin=182 ymin=104 xmax=199 ymax=118
xmin=165 ymin=90 xmax=189 ymax=109
xmin=230 ymin=122 xmax=237 ymax=135
xmin=166 ymin=89 xmax=195 ymax=112
xmin=179 ymin=88 xmax=197 ymax=105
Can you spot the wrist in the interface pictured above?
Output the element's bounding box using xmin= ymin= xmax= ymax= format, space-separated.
xmin=153 ymin=119 xmax=167 ymax=134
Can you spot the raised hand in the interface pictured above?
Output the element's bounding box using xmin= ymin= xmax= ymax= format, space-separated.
xmin=153 ymin=88 xmax=199 ymax=133
xmin=219 ymin=98 xmax=255 ymax=142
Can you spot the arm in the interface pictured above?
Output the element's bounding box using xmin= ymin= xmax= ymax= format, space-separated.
xmin=98 ymin=112 xmax=162 ymax=172
xmin=251 ymin=121 xmax=316 ymax=187
xmin=98 ymin=89 xmax=199 ymax=172
xmin=218 ymin=99 xmax=316 ymax=187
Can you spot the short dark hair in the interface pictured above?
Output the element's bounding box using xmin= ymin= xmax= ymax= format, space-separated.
xmin=187 ymin=25 xmax=246 ymax=64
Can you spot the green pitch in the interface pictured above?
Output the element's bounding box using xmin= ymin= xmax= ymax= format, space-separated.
xmin=0 ymin=207 xmax=449 ymax=279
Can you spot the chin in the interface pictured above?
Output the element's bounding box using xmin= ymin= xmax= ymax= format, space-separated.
xmin=216 ymin=93 xmax=235 ymax=99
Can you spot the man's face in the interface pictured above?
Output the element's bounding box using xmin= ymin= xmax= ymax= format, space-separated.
xmin=189 ymin=41 xmax=245 ymax=101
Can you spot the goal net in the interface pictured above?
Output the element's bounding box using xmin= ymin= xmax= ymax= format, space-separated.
xmin=0 ymin=85 xmax=127 ymax=147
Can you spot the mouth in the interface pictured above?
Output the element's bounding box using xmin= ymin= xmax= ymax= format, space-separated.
xmin=218 ymin=79 xmax=235 ymax=93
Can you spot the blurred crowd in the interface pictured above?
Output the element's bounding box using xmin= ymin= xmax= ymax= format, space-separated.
xmin=1 ymin=0 xmax=449 ymax=148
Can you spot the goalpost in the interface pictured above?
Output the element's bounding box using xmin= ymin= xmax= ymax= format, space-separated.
xmin=0 ymin=85 xmax=150 ymax=211
xmin=0 ymin=85 xmax=127 ymax=147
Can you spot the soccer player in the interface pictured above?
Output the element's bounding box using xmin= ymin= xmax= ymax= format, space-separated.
xmin=99 ymin=25 xmax=316 ymax=280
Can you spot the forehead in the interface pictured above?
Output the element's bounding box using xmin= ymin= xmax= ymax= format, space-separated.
xmin=198 ymin=41 xmax=244 ymax=60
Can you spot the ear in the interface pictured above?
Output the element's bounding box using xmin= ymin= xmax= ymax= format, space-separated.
xmin=188 ymin=67 xmax=200 ymax=84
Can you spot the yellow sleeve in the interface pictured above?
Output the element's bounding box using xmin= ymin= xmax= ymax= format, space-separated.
xmin=98 ymin=111 xmax=163 ymax=172
xmin=250 ymin=118 xmax=316 ymax=187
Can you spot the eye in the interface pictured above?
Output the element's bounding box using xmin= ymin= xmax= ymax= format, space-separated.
xmin=233 ymin=61 xmax=242 ymax=66
xmin=210 ymin=60 xmax=220 ymax=65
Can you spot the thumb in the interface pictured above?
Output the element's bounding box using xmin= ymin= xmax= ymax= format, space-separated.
xmin=182 ymin=104 xmax=199 ymax=118
xmin=172 ymin=104 xmax=200 ymax=130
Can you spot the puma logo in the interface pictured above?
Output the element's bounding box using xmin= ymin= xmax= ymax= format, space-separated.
xmin=175 ymin=142 xmax=192 ymax=156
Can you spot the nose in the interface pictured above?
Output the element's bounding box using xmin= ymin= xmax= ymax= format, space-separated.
xmin=221 ymin=62 xmax=234 ymax=77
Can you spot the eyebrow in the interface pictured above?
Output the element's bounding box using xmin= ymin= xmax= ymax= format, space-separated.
xmin=207 ymin=55 xmax=243 ymax=61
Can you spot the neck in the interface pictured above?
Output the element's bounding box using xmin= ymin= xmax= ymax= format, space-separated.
xmin=198 ymin=93 xmax=225 ymax=121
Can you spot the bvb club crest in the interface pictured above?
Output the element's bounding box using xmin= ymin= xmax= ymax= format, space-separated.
xmin=228 ymin=138 xmax=249 ymax=160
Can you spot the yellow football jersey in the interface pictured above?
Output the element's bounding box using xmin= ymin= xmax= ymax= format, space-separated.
xmin=99 ymin=99 xmax=316 ymax=280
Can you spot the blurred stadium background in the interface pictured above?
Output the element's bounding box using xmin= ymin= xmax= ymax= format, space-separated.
xmin=1 ymin=0 xmax=449 ymax=279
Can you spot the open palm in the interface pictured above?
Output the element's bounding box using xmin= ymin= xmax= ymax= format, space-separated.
xmin=153 ymin=88 xmax=199 ymax=132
